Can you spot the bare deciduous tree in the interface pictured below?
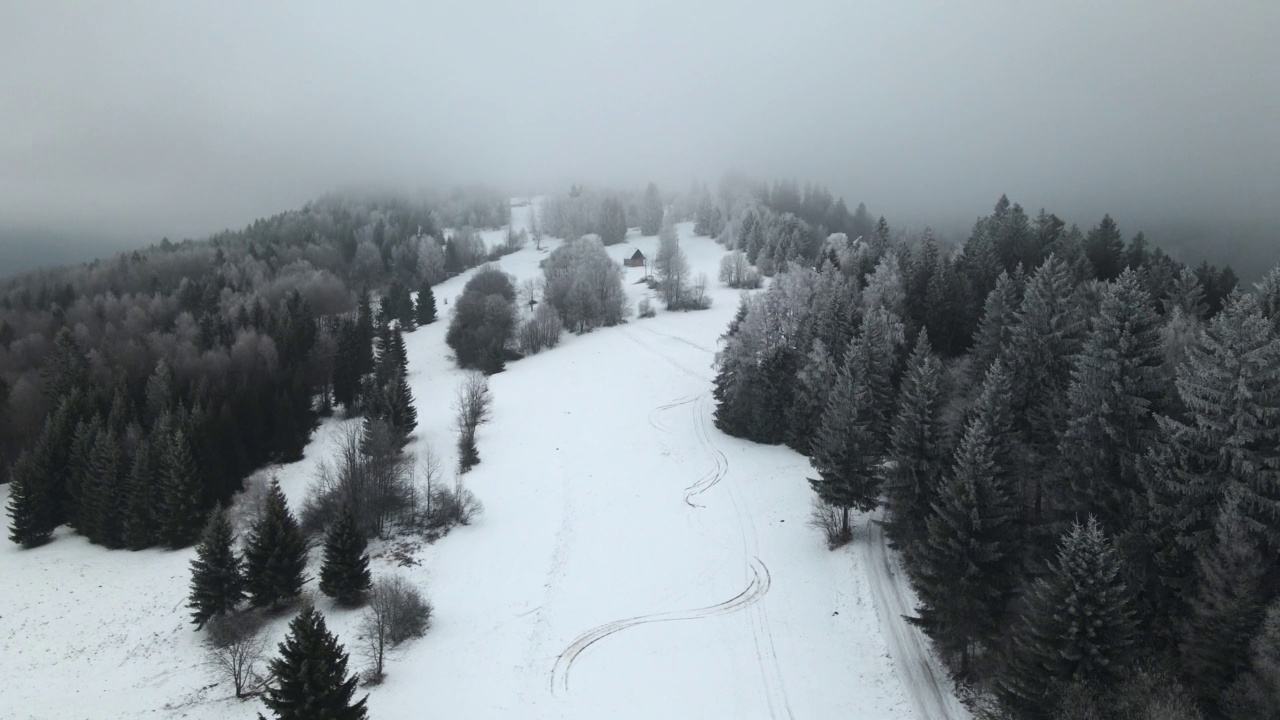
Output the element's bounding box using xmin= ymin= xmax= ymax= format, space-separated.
xmin=205 ymin=613 xmax=270 ymax=699
xmin=359 ymin=575 xmax=433 ymax=684
xmin=301 ymin=422 xmax=414 ymax=538
xmin=454 ymin=372 xmax=493 ymax=473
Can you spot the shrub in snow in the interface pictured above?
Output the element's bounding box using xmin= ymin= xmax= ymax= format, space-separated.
xmin=445 ymin=265 xmax=518 ymax=374
xmin=204 ymin=612 xmax=269 ymax=699
xmin=518 ymin=302 xmax=563 ymax=354
xmin=359 ymin=575 xmax=433 ymax=684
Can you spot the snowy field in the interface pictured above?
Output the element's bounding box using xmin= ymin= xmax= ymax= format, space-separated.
xmin=0 ymin=202 xmax=967 ymax=720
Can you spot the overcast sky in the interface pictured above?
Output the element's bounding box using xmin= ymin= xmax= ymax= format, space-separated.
xmin=2 ymin=1 xmax=1277 ymax=265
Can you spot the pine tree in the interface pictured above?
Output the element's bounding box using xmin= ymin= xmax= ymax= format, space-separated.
xmin=858 ymin=307 xmax=905 ymax=448
xmin=1005 ymin=254 xmax=1084 ymax=519
xmin=122 ymin=439 xmax=158 ymax=550
xmin=331 ymin=318 xmax=361 ymax=413
xmin=384 ymin=368 xmax=417 ymax=441
xmin=1257 ymin=265 xmax=1280 ymax=335
xmin=1221 ymin=596 xmax=1280 ymax=720
xmin=244 ymin=479 xmax=307 ymax=609
xmin=188 ymin=507 xmax=245 ymax=629
xmin=809 ymin=342 xmax=881 ymax=538
xmin=1178 ymin=492 xmax=1267 ymax=712
xmin=261 ymin=604 xmax=367 ymax=720
xmin=912 ymin=391 xmax=1018 ymax=676
xmin=999 ymin=517 xmax=1134 ymax=715
xmin=1167 ymin=266 xmax=1209 ymax=319
xmin=785 ymin=340 xmax=838 ymax=454
xmin=968 ymin=270 xmax=1020 ymax=387
xmin=319 ymin=508 xmax=371 ymax=607
xmin=65 ymin=416 xmax=101 ymax=531
xmin=1085 ymin=214 xmax=1127 ymax=281
xmin=1147 ymin=293 xmax=1280 ymax=560
xmin=886 ymin=330 xmax=946 ymax=560
xmin=640 ymin=182 xmax=664 ymax=236
xmin=158 ymin=429 xmax=204 ymax=548
xmin=355 ymin=287 xmax=375 ymax=376
xmin=1060 ymin=271 xmax=1165 ymax=532
xmin=415 ymin=281 xmax=437 ymax=325
xmin=82 ymin=429 xmax=125 ymax=547
xmin=7 ymin=449 xmax=58 ymax=548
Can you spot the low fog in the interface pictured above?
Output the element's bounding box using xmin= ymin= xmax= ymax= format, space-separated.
xmin=2 ymin=1 xmax=1277 ymax=274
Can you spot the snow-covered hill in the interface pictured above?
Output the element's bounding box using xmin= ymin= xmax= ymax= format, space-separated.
xmin=0 ymin=202 xmax=967 ymax=719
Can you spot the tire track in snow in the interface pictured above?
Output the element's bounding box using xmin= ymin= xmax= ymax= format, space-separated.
xmin=684 ymin=394 xmax=729 ymax=507
xmin=648 ymin=394 xmax=699 ymax=434
xmin=550 ymin=556 xmax=772 ymax=695
xmin=859 ymin=515 xmax=969 ymax=720
xmin=613 ymin=329 xmax=795 ymax=719
xmin=633 ymin=322 xmax=715 ymax=354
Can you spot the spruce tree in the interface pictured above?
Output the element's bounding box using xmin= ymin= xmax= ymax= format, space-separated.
xmin=159 ymin=429 xmax=204 ymax=548
xmin=65 ymin=416 xmax=101 ymax=531
xmin=122 ymin=439 xmax=158 ymax=550
xmin=384 ymin=368 xmax=418 ymax=441
xmin=857 ymin=307 xmax=905 ymax=449
xmin=355 ymin=287 xmax=375 ymax=376
xmin=244 ymin=479 xmax=307 ymax=609
xmin=1147 ymin=293 xmax=1280 ymax=561
xmin=318 ymin=509 xmax=372 ymax=607
xmin=262 ymin=604 xmax=367 ymax=719
xmin=967 ymin=270 xmax=1020 ymax=387
xmin=82 ymin=429 xmax=125 ymax=547
xmin=912 ymin=395 xmax=1018 ymax=677
xmin=7 ymin=449 xmax=58 ymax=548
xmin=1179 ymin=492 xmax=1267 ymax=712
xmin=189 ymin=507 xmax=245 ymax=629
xmin=415 ymin=281 xmax=437 ymax=325
xmin=1060 ymin=271 xmax=1165 ymax=532
xmin=331 ymin=318 xmax=361 ymax=414
xmin=886 ymin=330 xmax=946 ymax=560
xmin=809 ymin=341 xmax=881 ymax=539
xmin=785 ymin=339 xmax=838 ymax=454
xmin=999 ymin=517 xmax=1134 ymax=715
xmin=1005 ymin=254 xmax=1084 ymax=518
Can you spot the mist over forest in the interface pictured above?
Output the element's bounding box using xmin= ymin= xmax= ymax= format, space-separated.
xmin=2 ymin=1 xmax=1277 ymax=278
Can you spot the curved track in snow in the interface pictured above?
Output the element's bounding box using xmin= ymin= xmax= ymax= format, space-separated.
xmin=550 ymin=556 xmax=772 ymax=695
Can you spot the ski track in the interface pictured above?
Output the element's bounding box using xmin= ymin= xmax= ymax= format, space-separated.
xmin=549 ymin=556 xmax=772 ymax=695
xmin=860 ymin=514 xmax=968 ymax=720
xmin=647 ymin=394 xmax=699 ymax=434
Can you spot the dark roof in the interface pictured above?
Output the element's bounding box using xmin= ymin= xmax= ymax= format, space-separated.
xmin=629 ymin=249 xmax=645 ymax=259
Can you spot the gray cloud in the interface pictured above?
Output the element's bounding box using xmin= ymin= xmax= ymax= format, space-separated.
xmin=2 ymin=1 xmax=1278 ymax=271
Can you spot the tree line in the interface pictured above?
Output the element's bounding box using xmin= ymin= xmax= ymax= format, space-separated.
xmin=710 ymin=186 xmax=1273 ymax=718
xmin=3 ymin=190 xmax=504 ymax=550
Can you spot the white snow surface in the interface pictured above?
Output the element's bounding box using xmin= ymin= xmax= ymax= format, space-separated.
xmin=0 ymin=202 xmax=968 ymax=720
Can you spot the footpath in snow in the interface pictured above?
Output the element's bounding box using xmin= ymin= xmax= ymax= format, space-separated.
xmin=0 ymin=203 xmax=967 ymax=720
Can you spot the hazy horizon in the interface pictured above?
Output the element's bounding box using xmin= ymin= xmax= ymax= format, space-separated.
xmin=3 ymin=1 xmax=1277 ymax=275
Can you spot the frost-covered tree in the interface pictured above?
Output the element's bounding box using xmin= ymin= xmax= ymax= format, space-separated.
xmin=808 ymin=339 xmax=881 ymax=540
xmin=861 ymin=251 xmax=906 ymax=318
xmin=1221 ymin=596 xmax=1280 ymax=720
xmin=886 ymin=331 xmax=946 ymax=559
xmin=999 ymin=517 xmax=1134 ymax=715
xmin=655 ymin=217 xmax=692 ymax=309
xmin=640 ymin=182 xmax=663 ymax=235
xmin=189 ymin=507 xmax=244 ymax=629
xmin=1060 ymin=270 xmax=1165 ymax=532
xmin=967 ymin=270 xmax=1021 ymax=387
xmin=913 ymin=392 xmax=1018 ymax=676
xmin=540 ymin=235 xmax=627 ymax=331
xmin=1179 ymin=492 xmax=1267 ymax=712
xmin=857 ymin=307 xmax=905 ymax=448
xmin=1005 ymin=254 xmax=1084 ymax=517
xmin=785 ymin=340 xmax=838 ymax=454
xmin=1146 ymin=293 xmax=1280 ymax=563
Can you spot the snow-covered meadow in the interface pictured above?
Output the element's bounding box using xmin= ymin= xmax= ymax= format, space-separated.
xmin=0 ymin=202 xmax=966 ymax=719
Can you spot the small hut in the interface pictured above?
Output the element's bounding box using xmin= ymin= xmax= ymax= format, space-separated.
xmin=623 ymin=249 xmax=647 ymax=269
